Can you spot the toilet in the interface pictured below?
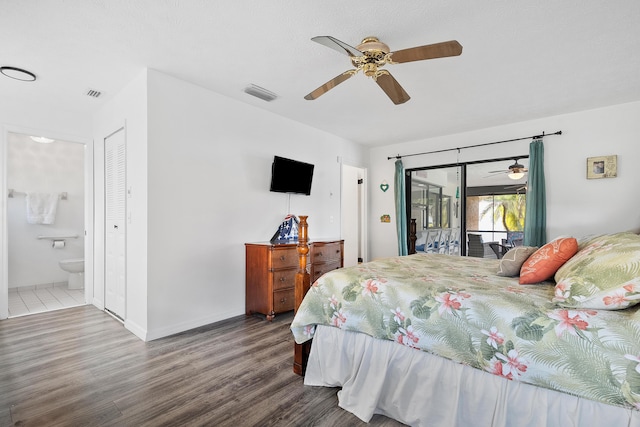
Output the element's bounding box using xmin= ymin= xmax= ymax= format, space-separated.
xmin=59 ymin=258 xmax=84 ymax=289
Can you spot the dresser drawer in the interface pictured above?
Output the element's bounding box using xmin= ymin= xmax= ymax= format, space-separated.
xmin=273 ymin=289 xmax=295 ymax=313
xmin=312 ymin=242 xmax=342 ymax=263
xmin=312 ymin=260 xmax=341 ymax=282
xmin=270 ymin=247 xmax=298 ymax=270
xmin=273 ymin=269 xmax=297 ymax=291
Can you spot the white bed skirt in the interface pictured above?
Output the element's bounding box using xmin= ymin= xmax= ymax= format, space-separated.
xmin=304 ymin=325 xmax=640 ymax=427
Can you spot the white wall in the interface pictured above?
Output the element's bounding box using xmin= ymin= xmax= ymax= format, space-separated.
xmin=145 ymin=69 xmax=367 ymax=339
xmin=93 ymin=69 xmax=368 ymax=340
xmin=92 ymin=70 xmax=149 ymax=338
xmin=7 ymin=133 xmax=84 ymax=288
xmin=369 ymin=101 xmax=640 ymax=260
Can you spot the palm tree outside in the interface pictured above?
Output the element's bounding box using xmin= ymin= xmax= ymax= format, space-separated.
xmin=477 ymin=193 xmax=526 ymax=234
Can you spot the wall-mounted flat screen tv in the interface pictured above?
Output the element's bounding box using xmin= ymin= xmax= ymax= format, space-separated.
xmin=269 ymin=156 xmax=314 ymax=195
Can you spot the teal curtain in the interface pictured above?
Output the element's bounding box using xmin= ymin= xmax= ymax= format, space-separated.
xmin=394 ymin=159 xmax=408 ymax=256
xmin=524 ymin=139 xmax=546 ymax=247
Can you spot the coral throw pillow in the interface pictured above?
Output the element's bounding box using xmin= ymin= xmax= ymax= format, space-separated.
xmin=519 ymin=237 xmax=578 ymax=284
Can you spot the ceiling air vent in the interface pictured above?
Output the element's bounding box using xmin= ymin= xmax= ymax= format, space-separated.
xmin=243 ymin=84 xmax=278 ymax=102
xmin=86 ymin=88 xmax=102 ymax=98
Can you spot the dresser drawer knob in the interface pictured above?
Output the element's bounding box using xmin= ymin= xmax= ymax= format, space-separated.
xmin=280 ymin=255 xmax=286 ymax=261
xmin=279 ymin=277 xmax=286 ymax=282
xmin=280 ymin=297 xmax=286 ymax=303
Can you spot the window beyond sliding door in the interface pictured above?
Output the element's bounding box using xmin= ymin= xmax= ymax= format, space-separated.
xmin=466 ymin=193 xmax=526 ymax=245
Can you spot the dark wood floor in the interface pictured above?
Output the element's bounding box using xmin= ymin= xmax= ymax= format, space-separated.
xmin=0 ymin=306 xmax=404 ymax=426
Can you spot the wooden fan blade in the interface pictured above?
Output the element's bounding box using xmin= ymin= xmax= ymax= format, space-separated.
xmin=304 ymin=70 xmax=357 ymax=100
xmin=311 ymin=36 xmax=364 ymax=57
xmin=375 ymin=72 xmax=410 ymax=105
xmin=389 ymin=40 xmax=463 ymax=64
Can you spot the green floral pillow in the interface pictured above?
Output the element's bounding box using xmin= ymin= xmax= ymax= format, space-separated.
xmin=553 ymin=232 xmax=640 ymax=310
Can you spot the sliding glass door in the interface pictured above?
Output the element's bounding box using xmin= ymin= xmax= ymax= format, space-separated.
xmin=465 ymin=160 xmax=528 ymax=250
xmin=407 ymin=157 xmax=528 ymax=257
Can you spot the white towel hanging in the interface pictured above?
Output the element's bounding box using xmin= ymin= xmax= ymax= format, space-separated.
xmin=25 ymin=192 xmax=59 ymax=224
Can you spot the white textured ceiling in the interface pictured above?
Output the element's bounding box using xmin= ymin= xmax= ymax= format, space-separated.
xmin=2 ymin=1 xmax=640 ymax=146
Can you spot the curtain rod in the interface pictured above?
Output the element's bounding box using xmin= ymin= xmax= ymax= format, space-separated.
xmin=387 ymin=130 xmax=562 ymax=160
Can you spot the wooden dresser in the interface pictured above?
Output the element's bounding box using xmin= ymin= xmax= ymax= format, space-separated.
xmin=245 ymin=239 xmax=343 ymax=320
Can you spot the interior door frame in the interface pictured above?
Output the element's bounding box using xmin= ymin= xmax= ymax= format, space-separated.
xmin=341 ymin=162 xmax=368 ymax=265
xmin=0 ymin=124 xmax=94 ymax=319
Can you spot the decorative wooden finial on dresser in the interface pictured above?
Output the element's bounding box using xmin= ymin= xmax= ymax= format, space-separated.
xmin=295 ymin=216 xmax=310 ymax=312
xmin=294 ymin=215 xmax=311 ymax=375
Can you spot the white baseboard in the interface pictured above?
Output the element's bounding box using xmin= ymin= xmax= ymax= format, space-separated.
xmin=90 ymin=302 xmax=243 ymax=343
xmin=125 ymin=318 xmax=148 ymax=341
xmin=144 ymin=308 xmax=243 ymax=341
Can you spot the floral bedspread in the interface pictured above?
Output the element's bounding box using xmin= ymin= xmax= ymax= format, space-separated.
xmin=290 ymin=253 xmax=640 ymax=410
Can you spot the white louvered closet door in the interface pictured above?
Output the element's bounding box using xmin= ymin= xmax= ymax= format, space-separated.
xmin=104 ymin=128 xmax=126 ymax=320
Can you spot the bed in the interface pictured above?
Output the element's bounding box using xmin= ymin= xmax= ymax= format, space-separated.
xmin=291 ymin=219 xmax=640 ymax=426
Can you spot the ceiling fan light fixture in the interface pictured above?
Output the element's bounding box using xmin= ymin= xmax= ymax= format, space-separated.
xmin=508 ymin=171 xmax=525 ymax=180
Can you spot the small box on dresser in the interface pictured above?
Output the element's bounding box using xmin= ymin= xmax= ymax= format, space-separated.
xmin=245 ymin=239 xmax=343 ymax=320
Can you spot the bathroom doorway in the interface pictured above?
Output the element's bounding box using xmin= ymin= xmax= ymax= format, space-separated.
xmin=4 ymin=131 xmax=89 ymax=317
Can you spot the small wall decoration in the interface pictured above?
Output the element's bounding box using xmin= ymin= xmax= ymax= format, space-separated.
xmin=380 ymin=214 xmax=391 ymax=223
xmin=587 ymin=155 xmax=617 ymax=179
xmin=380 ymin=180 xmax=389 ymax=192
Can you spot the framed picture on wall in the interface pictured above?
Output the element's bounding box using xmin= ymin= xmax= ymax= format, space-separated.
xmin=587 ymin=155 xmax=617 ymax=179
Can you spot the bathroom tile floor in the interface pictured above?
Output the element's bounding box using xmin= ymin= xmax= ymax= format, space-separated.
xmin=8 ymin=286 xmax=85 ymax=317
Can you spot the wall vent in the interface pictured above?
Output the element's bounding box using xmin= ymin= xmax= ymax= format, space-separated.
xmin=86 ymin=89 xmax=102 ymax=98
xmin=243 ymin=84 xmax=278 ymax=102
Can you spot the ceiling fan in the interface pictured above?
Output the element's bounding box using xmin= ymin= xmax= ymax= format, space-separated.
xmin=506 ymin=181 xmax=528 ymax=193
xmin=304 ymin=36 xmax=463 ymax=105
xmin=487 ymin=159 xmax=529 ymax=180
